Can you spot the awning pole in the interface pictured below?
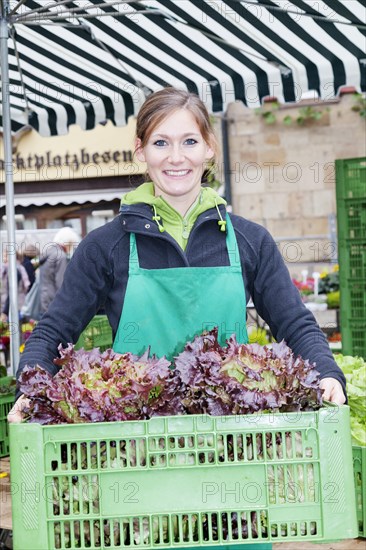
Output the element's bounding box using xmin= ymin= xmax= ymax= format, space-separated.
xmin=1 ymin=0 xmax=20 ymax=376
xmin=221 ymin=115 xmax=232 ymax=208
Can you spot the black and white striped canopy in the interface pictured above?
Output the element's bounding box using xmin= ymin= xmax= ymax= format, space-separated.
xmin=1 ymin=0 xmax=365 ymax=137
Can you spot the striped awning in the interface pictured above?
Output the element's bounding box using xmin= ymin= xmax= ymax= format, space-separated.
xmin=1 ymin=0 xmax=365 ymax=137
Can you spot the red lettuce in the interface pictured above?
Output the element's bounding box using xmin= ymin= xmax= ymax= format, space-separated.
xmin=174 ymin=328 xmax=323 ymax=414
xmin=19 ymin=328 xmax=322 ymax=425
xmin=19 ymin=344 xmax=182 ymax=424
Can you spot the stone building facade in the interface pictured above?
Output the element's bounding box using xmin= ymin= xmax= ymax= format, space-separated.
xmin=224 ymin=91 xmax=366 ymax=271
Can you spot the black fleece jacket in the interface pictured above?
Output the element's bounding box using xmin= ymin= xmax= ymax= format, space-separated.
xmin=16 ymin=203 xmax=346 ymax=397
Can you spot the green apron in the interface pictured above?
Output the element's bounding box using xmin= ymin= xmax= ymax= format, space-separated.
xmin=113 ymin=216 xmax=249 ymax=357
xmin=113 ymin=215 xmax=271 ymax=550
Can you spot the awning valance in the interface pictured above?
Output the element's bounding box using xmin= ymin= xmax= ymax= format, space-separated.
xmin=0 ymin=189 xmax=125 ymax=208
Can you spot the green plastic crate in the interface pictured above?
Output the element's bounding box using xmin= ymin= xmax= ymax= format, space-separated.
xmin=353 ymin=445 xmax=366 ymax=538
xmin=336 ymin=199 xmax=366 ymax=241
xmin=336 ymin=207 xmax=364 ymax=243
xmin=339 ymin=279 xmax=366 ymax=320
xmin=10 ymin=406 xmax=358 ymax=549
xmin=75 ymin=315 xmax=113 ymax=352
xmin=341 ymin=319 xmax=366 ymax=359
xmin=338 ymin=269 xmax=366 ymax=356
xmin=335 ymin=158 xmax=365 ymax=365
xmin=338 ymin=241 xmax=366 ymax=281
xmin=0 ymin=376 xmax=16 ymax=458
xmin=335 ymin=157 xmax=366 ymax=199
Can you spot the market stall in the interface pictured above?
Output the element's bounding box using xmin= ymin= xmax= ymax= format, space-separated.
xmin=1 ymin=4 xmax=365 ymax=550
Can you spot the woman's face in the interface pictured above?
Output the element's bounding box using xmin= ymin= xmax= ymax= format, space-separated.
xmin=136 ymin=109 xmax=214 ymax=210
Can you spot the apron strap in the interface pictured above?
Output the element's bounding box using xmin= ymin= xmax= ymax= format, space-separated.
xmin=128 ymin=214 xmax=240 ymax=272
xmin=128 ymin=232 xmax=140 ymax=274
xmin=225 ymin=215 xmax=241 ymax=269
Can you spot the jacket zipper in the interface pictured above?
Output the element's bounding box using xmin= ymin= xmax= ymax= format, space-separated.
xmin=186 ymin=207 xmax=228 ymax=256
xmin=122 ymin=207 xmax=225 ymax=262
xmin=122 ymin=210 xmax=190 ymax=264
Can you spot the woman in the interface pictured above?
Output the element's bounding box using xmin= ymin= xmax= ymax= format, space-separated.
xmin=10 ymin=86 xmax=346 ymax=407
xmin=9 ymin=86 xmax=346 ymax=550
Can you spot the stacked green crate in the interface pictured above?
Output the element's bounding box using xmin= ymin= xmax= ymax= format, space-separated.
xmin=0 ymin=376 xmax=16 ymax=457
xmin=336 ymin=157 xmax=366 ymax=358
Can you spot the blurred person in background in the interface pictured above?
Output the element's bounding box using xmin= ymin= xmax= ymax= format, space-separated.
xmin=21 ymin=244 xmax=39 ymax=292
xmin=39 ymin=227 xmax=80 ymax=315
xmin=1 ymin=250 xmax=30 ymax=323
xmin=19 ymin=244 xmax=48 ymax=323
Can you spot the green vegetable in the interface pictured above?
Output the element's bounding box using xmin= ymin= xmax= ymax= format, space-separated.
xmin=326 ymin=290 xmax=340 ymax=308
xmin=248 ymin=327 xmax=271 ymax=345
xmin=334 ymin=353 xmax=366 ymax=446
xmin=0 ymin=375 xmax=16 ymax=395
xmin=318 ymin=271 xmax=339 ymax=294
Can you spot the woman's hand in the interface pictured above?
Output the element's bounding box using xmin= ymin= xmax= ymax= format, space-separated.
xmin=319 ymin=377 xmax=346 ymax=405
xmin=7 ymin=395 xmax=30 ymax=423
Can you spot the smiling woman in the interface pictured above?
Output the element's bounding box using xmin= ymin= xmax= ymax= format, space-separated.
xmin=135 ymin=109 xmax=215 ymax=215
xmin=134 ymin=87 xmax=218 ymax=215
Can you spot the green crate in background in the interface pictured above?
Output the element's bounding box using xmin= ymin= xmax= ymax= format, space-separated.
xmin=0 ymin=396 xmax=13 ymax=457
xmin=339 ymin=279 xmax=366 ymax=320
xmin=338 ymin=241 xmax=366 ymax=281
xmin=337 ymin=242 xmax=366 ymax=357
xmin=353 ymin=445 xmax=366 ymax=538
xmin=0 ymin=377 xmax=16 ymax=458
xmin=0 ymin=376 xmax=15 ymax=391
xmin=341 ymin=319 xmax=366 ymax=359
xmin=74 ymin=315 xmax=113 ymax=352
xmin=336 ymin=156 xmax=366 ymax=359
xmin=335 ymin=157 xmax=366 ymax=200
xmin=336 ymin=199 xmax=366 ymax=241
xmin=10 ymin=406 xmax=358 ymax=550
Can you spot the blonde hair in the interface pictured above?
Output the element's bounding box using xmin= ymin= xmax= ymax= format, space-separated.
xmin=136 ymin=87 xmax=219 ymax=159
